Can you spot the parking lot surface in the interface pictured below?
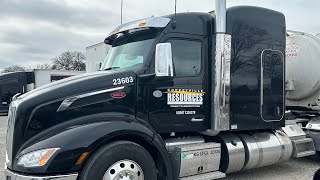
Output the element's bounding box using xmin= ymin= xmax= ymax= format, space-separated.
xmin=0 ymin=115 xmax=7 ymax=180
xmin=0 ymin=115 xmax=319 ymax=180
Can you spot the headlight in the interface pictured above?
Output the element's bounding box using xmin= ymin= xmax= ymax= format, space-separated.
xmin=17 ymin=148 xmax=59 ymax=168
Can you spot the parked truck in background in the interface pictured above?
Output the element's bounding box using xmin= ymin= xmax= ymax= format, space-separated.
xmin=4 ymin=1 xmax=320 ymax=180
xmin=86 ymin=42 xmax=111 ymax=73
xmin=0 ymin=72 xmax=32 ymax=113
xmin=0 ymin=69 xmax=84 ymax=113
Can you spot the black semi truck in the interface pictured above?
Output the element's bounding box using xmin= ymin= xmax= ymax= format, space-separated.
xmin=4 ymin=1 xmax=318 ymax=180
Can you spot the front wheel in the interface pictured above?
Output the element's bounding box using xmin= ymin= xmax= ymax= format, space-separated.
xmin=311 ymin=151 xmax=320 ymax=162
xmin=78 ymin=141 xmax=157 ymax=180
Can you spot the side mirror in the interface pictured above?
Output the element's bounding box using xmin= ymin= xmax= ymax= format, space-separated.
xmin=155 ymin=43 xmax=174 ymax=77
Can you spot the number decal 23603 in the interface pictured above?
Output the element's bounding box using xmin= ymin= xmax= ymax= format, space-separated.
xmin=113 ymin=76 xmax=134 ymax=85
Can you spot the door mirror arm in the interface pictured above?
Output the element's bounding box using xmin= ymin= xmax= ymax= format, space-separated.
xmin=138 ymin=73 xmax=156 ymax=82
xmin=138 ymin=73 xmax=173 ymax=83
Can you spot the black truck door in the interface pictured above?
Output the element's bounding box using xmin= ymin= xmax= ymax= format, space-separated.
xmin=148 ymin=37 xmax=210 ymax=133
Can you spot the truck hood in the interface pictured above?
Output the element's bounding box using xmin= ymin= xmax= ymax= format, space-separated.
xmin=7 ymin=70 xmax=137 ymax=170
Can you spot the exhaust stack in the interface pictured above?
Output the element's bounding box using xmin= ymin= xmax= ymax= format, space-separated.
xmin=212 ymin=0 xmax=231 ymax=131
xmin=215 ymin=0 xmax=226 ymax=33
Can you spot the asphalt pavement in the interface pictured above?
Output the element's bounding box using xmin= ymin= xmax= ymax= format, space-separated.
xmin=0 ymin=115 xmax=319 ymax=180
xmin=0 ymin=115 xmax=7 ymax=180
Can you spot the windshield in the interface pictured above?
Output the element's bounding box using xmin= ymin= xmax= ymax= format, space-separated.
xmin=101 ymin=29 xmax=158 ymax=71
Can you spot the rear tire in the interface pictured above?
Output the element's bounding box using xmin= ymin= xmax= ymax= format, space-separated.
xmin=78 ymin=141 xmax=157 ymax=180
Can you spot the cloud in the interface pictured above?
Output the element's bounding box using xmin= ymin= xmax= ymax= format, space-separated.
xmin=0 ymin=0 xmax=119 ymax=31
xmin=0 ymin=0 xmax=121 ymax=68
xmin=0 ymin=0 xmax=319 ymax=68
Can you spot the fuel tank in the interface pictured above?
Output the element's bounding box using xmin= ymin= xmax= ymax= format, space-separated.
xmin=238 ymin=131 xmax=292 ymax=170
xmin=215 ymin=131 xmax=292 ymax=173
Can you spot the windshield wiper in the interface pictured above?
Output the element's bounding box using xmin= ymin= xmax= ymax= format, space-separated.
xmin=104 ymin=67 xmax=120 ymax=71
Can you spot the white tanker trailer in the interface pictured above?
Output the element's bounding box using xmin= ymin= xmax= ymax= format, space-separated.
xmin=286 ymin=30 xmax=320 ymax=160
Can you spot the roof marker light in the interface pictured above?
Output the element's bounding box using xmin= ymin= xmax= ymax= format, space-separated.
xmin=139 ymin=23 xmax=146 ymax=27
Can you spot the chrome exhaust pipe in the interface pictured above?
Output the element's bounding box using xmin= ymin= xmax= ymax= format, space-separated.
xmin=211 ymin=0 xmax=231 ymax=131
xmin=215 ymin=0 xmax=226 ymax=33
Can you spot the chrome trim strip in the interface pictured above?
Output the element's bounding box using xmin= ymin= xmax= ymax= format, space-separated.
xmin=6 ymin=101 xmax=19 ymax=168
xmin=57 ymin=86 xmax=125 ymax=112
xmin=108 ymin=17 xmax=171 ymax=37
xmin=70 ymin=86 xmax=125 ymax=99
xmin=5 ymin=168 xmax=78 ymax=180
xmin=191 ymin=118 xmax=204 ymax=122
xmin=12 ymin=93 xmax=21 ymax=101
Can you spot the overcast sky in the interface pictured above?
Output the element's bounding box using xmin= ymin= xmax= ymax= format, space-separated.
xmin=0 ymin=0 xmax=319 ymax=69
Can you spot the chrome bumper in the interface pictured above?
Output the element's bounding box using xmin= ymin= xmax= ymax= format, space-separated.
xmin=4 ymin=168 xmax=78 ymax=180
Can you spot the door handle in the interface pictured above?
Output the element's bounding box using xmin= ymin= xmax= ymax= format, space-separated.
xmin=191 ymin=117 xmax=204 ymax=122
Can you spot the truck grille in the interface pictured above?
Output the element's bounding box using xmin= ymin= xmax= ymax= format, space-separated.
xmin=6 ymin=104 xmax=16 ymax=168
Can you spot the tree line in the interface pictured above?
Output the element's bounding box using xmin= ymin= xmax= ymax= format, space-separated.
xmin=1 ymin=51 xmax=86 ymax=73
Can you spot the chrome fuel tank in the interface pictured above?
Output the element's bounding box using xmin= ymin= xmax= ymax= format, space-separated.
xmin=238 ymin=131 xmax=292 ymax=170
xmin=214 ymin=133 xmax=246 ymax=173
xmin=215 ymin=131 xmax=292 ymax=173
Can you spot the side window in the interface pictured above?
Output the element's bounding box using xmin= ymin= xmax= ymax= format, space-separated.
xmin=261 ymin=50 xmax=284 ymax=121
xmin=167 ymin=39 xmax=202 ymax=77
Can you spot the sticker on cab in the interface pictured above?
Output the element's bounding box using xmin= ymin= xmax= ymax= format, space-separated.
xmin=111 ymin=92 xmax=126 ymax=99
xmin=153 ymin=90 xmax=163 ymax=98
xmin=113 ymin=76 xmax=134 ymax=86
xmin=165 ymin=89 xmax=205 ymax=108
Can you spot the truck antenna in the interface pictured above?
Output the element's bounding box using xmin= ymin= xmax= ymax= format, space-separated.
xmin=171 ymin=0 xmax=177 ymax=29
xmin=121 ymin=0 xmax=123 ymax=25
xmin=175 ymin=0 xmax=177 ymax=17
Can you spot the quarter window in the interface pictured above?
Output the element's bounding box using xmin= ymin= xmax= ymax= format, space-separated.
xmin=167 ymin=40 xmax=202 ymax=77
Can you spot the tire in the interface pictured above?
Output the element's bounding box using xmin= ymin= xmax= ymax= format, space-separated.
xmin=311 ymin=151 xmax=320 ymax=162
xmin=78 ymin=141 xmax=157 ymax=180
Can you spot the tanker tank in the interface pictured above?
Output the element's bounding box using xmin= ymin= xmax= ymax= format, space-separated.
xmin=286 ymin=30 xmax=320 ymax=111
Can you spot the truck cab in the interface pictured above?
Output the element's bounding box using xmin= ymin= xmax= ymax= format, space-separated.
xmin=5 ymin=1 xmax=295 ymax=180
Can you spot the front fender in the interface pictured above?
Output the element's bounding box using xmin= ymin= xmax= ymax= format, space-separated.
xmin=14 ymin=113 xmax=159 ymax=174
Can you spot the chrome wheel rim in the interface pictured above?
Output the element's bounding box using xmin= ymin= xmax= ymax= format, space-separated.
xmin=103 ymin=159 xmax=144 ymax=180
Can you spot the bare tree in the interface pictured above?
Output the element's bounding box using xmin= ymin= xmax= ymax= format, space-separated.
xmin=52 ymin=51 xmax=86 ymax=71
xmin=35 ymin=63 xmax=52 ymax=70
xmin=2 ymin=65 xmax=26 ymax=73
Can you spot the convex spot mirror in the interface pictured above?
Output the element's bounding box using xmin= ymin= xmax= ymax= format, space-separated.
xmin=155 ymin=43 xmax=174 ymax=77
